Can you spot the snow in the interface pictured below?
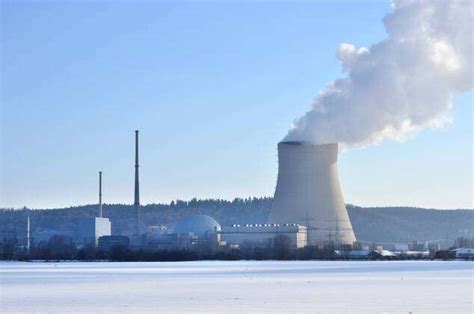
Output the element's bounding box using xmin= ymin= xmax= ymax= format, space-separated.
xmin=1 ymin=261 xmax=472 ymax=313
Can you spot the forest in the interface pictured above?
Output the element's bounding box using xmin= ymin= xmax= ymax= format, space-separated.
xmin=1 ymin=197 xmax=473 ymax=246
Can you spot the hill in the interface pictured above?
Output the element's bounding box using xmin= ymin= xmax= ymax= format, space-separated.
xmin=1 ymin=198 xmax=472 ymax=245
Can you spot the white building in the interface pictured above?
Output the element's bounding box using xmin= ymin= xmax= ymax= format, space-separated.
xmin=452 ymin=248 xmax=474 ymax=259
xmin=142 ymin=214 xmax=224 ymax=250
xmin=220 ymin=224 xmax=308 ymax=248
xmin=76 ymin=217 xmax=111 ymax=247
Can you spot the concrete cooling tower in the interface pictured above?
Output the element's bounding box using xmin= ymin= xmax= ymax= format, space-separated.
xmin=268 ymin=141 xmax=356 ymax=245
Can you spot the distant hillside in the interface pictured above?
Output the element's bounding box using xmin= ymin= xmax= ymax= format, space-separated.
xmin=1 ymin=198 xmax=473 ymax=245
xmin=347 ymin=205 xmax=474 ymax=243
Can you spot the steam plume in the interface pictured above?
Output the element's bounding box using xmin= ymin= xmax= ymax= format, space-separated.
xmin=284 ymin=0 xmax=473 ymax=148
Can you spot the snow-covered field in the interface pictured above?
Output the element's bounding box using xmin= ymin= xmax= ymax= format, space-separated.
xmin=0 ymin=260 xmax=472 ymax=313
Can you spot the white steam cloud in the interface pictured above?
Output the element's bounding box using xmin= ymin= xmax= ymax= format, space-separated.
xmin=284 ymin=0 xmax=473 ymax=148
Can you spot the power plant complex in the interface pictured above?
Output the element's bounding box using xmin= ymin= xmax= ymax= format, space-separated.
xmin=11 ymin=131 xmax=455 ymax=259
xmin=125 ymin=138 xmax=357 ymax=249
xmin=86 ymin=135 xmax=356 ymax=250
xmin=22 ymin=132 xmax=359 ymax=251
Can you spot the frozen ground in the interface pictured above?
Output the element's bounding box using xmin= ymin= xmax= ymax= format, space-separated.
xmin=0 ymin=260 xmax=472 ymax=313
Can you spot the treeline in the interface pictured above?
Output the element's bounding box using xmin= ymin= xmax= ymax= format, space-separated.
xmin=3 ymin=234 xmax=339 ymax=262
xmin=3 ymin=234 xmax=472 ymax=262
xmin=1 ymin=198 xmax=473 ymax=245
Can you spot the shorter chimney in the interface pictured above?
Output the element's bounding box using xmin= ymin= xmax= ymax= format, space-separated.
xmin=99 ymin=171 xmax=103 ymax=218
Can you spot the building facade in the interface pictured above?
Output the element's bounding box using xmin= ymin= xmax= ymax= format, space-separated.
xmin=76 ymin=217 xmax=111 ymax=247
xmin=220 ymin=224 xmax=308 ymax=248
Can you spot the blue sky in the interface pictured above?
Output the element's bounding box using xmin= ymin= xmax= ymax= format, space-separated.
xmin=1 ymin=1 xmax=472 ymax=209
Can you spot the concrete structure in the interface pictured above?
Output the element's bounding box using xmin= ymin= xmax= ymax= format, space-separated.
xmin=134 ymin=130 xmax=140 ymax=207
xmin=398 ymin=250 xmax=430 ymax=259
xmin=138 ymin=215 xmax=223 ymax=250
xmin=428 ymin=243 xmax=441 ymax=255
xmin=452 ymin=248 xmax=474 ymax=259
xmin=347 ymin=250 xmax=370 ymax=259
xmin=76 ymin=217 xmax=111 ymax=246
xmin=133 ymin=130 xmax=141 ymax=236
xmin=98 ymin=171 xmax=103 ymax=218
xmin=98 ymin=235 xmax=130 ymax=251
xmin=268 ymin=141 xmax=356 ymax=245
xmin=221 ymin=224 xmax=307 ymax=248
xmin=173 ymin=214 xmax=222 ymax=238
xmin=368 ymin=249 xmax=398 ymax=260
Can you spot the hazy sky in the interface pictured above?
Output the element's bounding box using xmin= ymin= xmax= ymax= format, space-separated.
xmin=1 ymin=1 xmax=472 ymax=209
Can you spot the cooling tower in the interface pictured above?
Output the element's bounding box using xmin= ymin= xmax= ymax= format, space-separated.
xmin=268 ymin=141 xmax=356 ymax=245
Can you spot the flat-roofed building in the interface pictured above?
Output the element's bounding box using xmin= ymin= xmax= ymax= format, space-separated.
xmin=220 ymin=224 xmax=307 ymax=248
xmin=452 ymin=248 xmax=474 ymax=259
xmin=76 ymin=217 xmax=111 ymax=247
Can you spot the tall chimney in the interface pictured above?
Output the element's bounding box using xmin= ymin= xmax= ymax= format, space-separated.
xmin=134 ymin=130 xmax=140 ymax=206
xmin=99 ymin=171 xmax=103 ymax=218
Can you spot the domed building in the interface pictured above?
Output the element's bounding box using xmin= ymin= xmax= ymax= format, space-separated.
xmin=143 ymin=214 xmax=225 ymax=250
xmin=174 ymin=214 xmax=221 ymax=237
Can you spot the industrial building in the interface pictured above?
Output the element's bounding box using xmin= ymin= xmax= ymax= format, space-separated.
xmin=173 ymin=214 xmax=221 ymax=238
xmin=452 ymin=248 xmax=474 ymax=259
xmin=220 ymin=224 xmax=307 ymax=248
xmin=124 ymin=136 xmax=341 ymax=251
xmin=368 ymin=249 xmax=398 ymax=260
xmin=268 ymin=141 xmax=356 ymax=245
xmin=141 ymin=214 xmax=224 ymax=250
xmin=76 ymin=217 xmax=111 ymax=247
xmin=144 ymin=215 xmax=308 ymax=249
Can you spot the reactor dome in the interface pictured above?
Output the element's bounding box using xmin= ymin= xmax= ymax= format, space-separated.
xmin=173 ymin=214 xmax=221 ymax=237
